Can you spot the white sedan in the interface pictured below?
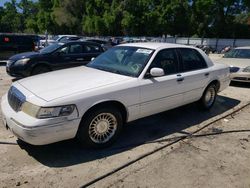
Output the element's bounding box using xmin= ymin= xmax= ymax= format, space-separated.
xmin=1 ymin=43 xmax=230 ymax=148
xmin=216 ymin=46 xmax=250 ymax=82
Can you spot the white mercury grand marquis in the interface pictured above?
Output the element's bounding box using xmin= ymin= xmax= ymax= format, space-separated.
xmin=1 ymin=43 xmax=231 ymax=148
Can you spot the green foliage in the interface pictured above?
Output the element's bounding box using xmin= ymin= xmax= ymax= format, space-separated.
xmin=0 ymin=0 xmax=249 ymax=38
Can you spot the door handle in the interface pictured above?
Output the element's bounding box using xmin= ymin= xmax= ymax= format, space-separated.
xmin=205 ymin=73 xmax=210 ymax=76
xmin=176 ymin=74 xmax=184 ymax=82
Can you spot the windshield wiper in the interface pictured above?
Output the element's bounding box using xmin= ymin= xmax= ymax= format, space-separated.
xmin=91 ymin=65 xmax=134 ymax=77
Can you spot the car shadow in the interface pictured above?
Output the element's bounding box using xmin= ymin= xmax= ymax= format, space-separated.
xmin=18 ymin=95 xmax=240 ymax=168
xmin=11 ymin=77 xmax=22 ymax=82
xmin=0 ymin=62 xmax=6 ymax=66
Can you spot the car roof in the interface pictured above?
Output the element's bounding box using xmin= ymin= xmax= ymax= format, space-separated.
xmin=235 ymin=46 xmax=250 ymax=49
xmin=119 ymin=42 xmax=193 ymax=50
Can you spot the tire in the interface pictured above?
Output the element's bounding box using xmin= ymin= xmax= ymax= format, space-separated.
xmin=31 ymin=65 xmax=50 ymax=76
xmin=77 ymin=107 xmax=123 ymax=148
xmin=199 ymin=84 xmax=217 ymax=110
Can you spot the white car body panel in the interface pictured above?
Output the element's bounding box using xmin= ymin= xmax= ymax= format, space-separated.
xmin=1 ymin=43 xmax=231 ymax=145
xmin=216 ymin=58 xmax=250 ymax=68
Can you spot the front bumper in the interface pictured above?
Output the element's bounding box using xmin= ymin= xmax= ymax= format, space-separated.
xmin=231 ymin=72 xmax=250 ymax=83
xmin=1 ymin=94 xmax=81 ymax=145
xmin=6 ymin=60 xmax=31 ymax=78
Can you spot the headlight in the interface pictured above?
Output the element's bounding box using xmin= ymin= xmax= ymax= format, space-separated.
xmin=6 ymin=60 xmax=14 ymax=67
xmin=21 ymin=102 xmax=40 ymax=117
xmin=243 ymin=66 xmax=250 ymax=72
xmin=14 ymin=58 xmax=30 ymax=66
xmin=21 ymin=102 xmax=76 ymax=119
xmin=229 ymin=66 xmax=240 ymax=73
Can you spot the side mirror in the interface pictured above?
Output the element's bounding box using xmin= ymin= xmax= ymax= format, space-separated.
xmin=150 ymin=68 xmax=165 ymax=77
xmin=91 ymin=57 xmax=95 ymax=61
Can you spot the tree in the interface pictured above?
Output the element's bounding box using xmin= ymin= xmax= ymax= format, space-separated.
xmin=0 ymin=0 xmax=22 ymax=33
xmin=53 ymin=0 xmax=84 ymax=34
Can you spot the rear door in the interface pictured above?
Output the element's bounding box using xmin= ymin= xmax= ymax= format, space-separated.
xmin=82 ymin=43 xmax=103 ymax=64
xmin=177 ymin=48 xmax=210 ymax=104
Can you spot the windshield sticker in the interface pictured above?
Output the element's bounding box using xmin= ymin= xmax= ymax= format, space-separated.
xmin=136 ymin=49 xmax=153 ymax=54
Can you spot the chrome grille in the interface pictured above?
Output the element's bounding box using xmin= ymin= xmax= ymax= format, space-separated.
xmin=8 ymin=86 xmax=26 ymax=112
xmin=234 ymin=77 xmax=250 ymax=81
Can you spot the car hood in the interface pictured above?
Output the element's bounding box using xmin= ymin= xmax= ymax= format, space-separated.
xmin=17 ymin=66 xmax=132 ymax=101
xmin=215 ymin=58 xmax=250 ymax=68
xmin=9 ymin=52 xmax=40 ymax=61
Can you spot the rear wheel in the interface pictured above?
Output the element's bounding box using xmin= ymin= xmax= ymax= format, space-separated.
xmin=199 ymin=84 xmax=217 ymax=110
xmin=31 ymin=65 xmax=50 ymax=76
xmin=77 ymin=107 xmax=123 ymax=148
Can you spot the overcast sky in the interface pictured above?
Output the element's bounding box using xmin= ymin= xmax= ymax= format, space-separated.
xmin=0 ymin=0 xmax=21 ymax=7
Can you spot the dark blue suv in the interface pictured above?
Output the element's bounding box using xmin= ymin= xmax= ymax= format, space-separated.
xmin=6 ymin=41 xmax=104 ymax=77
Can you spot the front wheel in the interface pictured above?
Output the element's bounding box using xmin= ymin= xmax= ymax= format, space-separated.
xmin=77 ymin=107 xmax=123 ymax=148
xmin=199 ymin=84 xmax=217 ymax=110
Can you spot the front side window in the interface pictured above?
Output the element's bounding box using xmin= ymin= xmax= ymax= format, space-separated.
xmin=69 ymin=44 xmax=83 ymax=54
xmin=57 ymin=45 xmax=70 ymax=54
xmin=87 ymin=46 xmax=154 ymax=77
xmin=39 ymin=43 xmax=64 ymax=54
xmin=178 ymin=48 xmax=207 ymax=72
xmin=149 ymin=49 xmax=178 ymax=75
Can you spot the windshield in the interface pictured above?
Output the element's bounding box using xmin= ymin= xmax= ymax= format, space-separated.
xmin=224 ymin=49 xmax=250 ymax=59
xmin=87 ymin=46 xmax=154 ymax=77
xmin=39 ymin=43 xmax=64 ymax=54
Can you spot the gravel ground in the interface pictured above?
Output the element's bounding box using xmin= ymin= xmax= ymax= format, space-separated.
xmin=0 ymin=64 xmax=249 ymax=188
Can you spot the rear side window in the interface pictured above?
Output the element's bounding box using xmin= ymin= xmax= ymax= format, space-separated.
xmin=178 ymin=48 xmax=207 ymax=72
xmin=83 ymin=44 xmax=101 ymax=53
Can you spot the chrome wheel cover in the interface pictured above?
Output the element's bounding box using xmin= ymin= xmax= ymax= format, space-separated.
xmin=89 ymin=113 xmax=117 ymax=144
xmin=205 ymin=87 xmax=216 ymax=107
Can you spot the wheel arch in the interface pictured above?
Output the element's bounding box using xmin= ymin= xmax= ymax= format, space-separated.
xmin=207 ymin=79 xmax=220 ymax=92
xmin=30 ymin=62 xmax=52 ymax=75
xmin=80 ymin=100 xmax=129 ymax=125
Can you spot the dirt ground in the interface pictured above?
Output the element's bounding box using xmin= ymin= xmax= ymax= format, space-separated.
xmin=0 ymin=63 xmax=250 ymax=188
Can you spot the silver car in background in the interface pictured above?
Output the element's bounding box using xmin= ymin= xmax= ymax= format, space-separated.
xmin=216 ymin=47 xmax=250 ymax=82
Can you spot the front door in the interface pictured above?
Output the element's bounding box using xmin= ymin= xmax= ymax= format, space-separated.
xmin=139 ymin=48 xmax=185 ymax=117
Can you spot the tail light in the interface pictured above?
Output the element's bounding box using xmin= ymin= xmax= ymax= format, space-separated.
xmin=4 ymin=37 xmax=10 ymax=42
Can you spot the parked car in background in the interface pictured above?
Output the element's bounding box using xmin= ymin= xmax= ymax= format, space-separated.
xmin=86 ymin=39 xmax=112 ymax=51
xmin=0 ymin=34 xmax=37 ymax=61
xmin=1 ymin=43 xmax=230 ymax=148
xmin=39 ymin=35 xmax=78 ymax=47
xmin=215 ymin=46 xmax=250 ymax=82
xmin=6 ymin=41 xmax=104 ymax=77
xmin=59 ymin=36 xmax=82 ymax=43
